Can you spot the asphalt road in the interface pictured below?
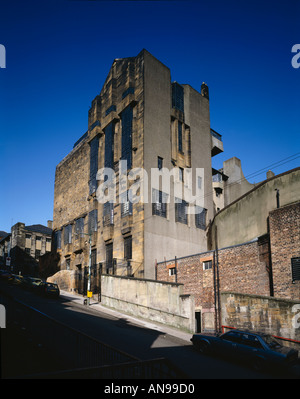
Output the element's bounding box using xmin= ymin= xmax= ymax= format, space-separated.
xmin=1 ymin=280 xmax=299 ymax=379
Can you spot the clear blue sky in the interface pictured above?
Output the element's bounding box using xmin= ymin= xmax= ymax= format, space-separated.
xmin=0 ymin=0 xmax=299 ymax=233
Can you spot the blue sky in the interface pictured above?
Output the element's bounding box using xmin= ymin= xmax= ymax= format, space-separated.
xmin=0 ymin=0 xmax=299 ymax=233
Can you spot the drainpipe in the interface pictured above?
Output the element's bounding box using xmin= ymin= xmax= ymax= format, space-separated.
xmin=214 ymin=226 xmax=221 ymax=333
xmin=275 ymin=189 xmax=280 ymax=208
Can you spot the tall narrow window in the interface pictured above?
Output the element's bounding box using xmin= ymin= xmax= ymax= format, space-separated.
xmin=64 ymin=224 xmax=72 ymax=245
xmin=175 ymin=198 xmax=188 ymax=224
xmin=152 ymin=189 xmax=167 ymax=218
xmin=121 ymin=190 xmax=133 ymax=217
xmin=121 ymin=106 xmax=133 ymax=169
xmin=88 ymin=209 xmax=98 ymax=233
xmin=104 ymin=122 xmax=114 ymax=171
xmin=172 ymin=82 xmax=184 ymax=112
xmin=124 ymin=236 xmax=132 ymax=260
xmin=103 ymin=202 xmax=114 ymax=226
xmin=89 ymin=137 xmax=99 ymax=194
xmin=195 ymin=206 xmax=207 ymax=230
xmin=54 ymin=230 xmax=61 ymax=249
xmin=75 ymin=217 xmax=84 ymax=237
xmin=106 ymin=243 xmax=113 ymax=273
xmin=178 ymin=121 xmax=183 ymax=153
xmin=158 ymin=156 xmax=163 ymax=170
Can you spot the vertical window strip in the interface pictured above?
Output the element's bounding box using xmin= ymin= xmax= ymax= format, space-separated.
xmin=121 ymin=106 xmax=133 ymax=169
xmin=89 ymin=137 xmax=99 ymax=194
xmin=178 ymin=121 xmax=183 ymax=153
xmin=104 ymin=122 xmax=114 ymax=170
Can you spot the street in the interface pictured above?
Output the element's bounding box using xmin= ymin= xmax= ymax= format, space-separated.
xmin=0 ymin=280 xmax=299 ymax=379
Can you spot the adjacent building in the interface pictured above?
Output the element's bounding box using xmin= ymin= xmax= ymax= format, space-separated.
xmin=157 ymin=167 xmax=300 ymax=332
xmin=53 ymin=49 xmax=223 ymax=284
xmin=0 ymin=222 xmax=53 ymax=275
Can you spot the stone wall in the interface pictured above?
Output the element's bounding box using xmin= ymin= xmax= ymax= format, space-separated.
xmin=221 ymin=292 xmax=300 ymax=350
xmin=101 ymin=274 xmax=195 ymax=332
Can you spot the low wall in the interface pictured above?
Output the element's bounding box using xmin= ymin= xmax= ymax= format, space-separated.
xmin=221 ymin=292 xmax=300 ymax=350
xmin=48 ymin=269 xmax=77 ymax=291
xmin=101 ymin=274 xmax=195 ymax=333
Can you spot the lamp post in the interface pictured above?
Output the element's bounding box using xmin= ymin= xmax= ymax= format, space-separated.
xmin=87 ymin=233 xmax=92 ymax=305
xmin=76 ymin=231 xmax=93 ymax=305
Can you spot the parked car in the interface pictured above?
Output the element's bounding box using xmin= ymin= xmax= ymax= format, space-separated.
xmin=191 ymin=329 xmax=299 ymax=371
xmin=39 ymin=282 xmax=60 ymax=298
xmin=10 ymin=274 xmax=24 ymax=286
xmin=22 ymin=276 xmax=44 ymax=291
xmin=0 ymin=270 xmax=13 ymax=281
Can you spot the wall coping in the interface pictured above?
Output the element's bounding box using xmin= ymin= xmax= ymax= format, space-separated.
xmin=221 ymin=291 xmax=300 ymax=305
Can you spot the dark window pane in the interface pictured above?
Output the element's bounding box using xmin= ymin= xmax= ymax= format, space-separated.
xmin=152 ymin=189 xmax=167 ymax=218
xmin=175 ymin=198 xmax=188 ymax=224
xmin=124 ymin=236 xmax=132 ymax=260
xmin=89 ymin=137 xmax=99 ymax=194
xmin=195 ymin=206 xmax=207 ymax=230
xmin=88 ymin=209 xmax=98 ymax=233
xmin=64 ymin=224 xmax=72 ymax=245
xmin=121 ymin=106 xmax=133 ymax=169
xmin=178 ymin=122 xmax=183 ymax=152
xmin=292 ymin=257 xmax=300 ymax=281
xmin=104 ymin=123 xmax=114 ymax=171
xmin=103 ymin=202 xmax=114 ymax=226
xmin=172 ymin=82 xmax=184 ymax=112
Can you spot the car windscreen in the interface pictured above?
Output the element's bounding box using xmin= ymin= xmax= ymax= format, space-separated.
xmin=262 ymin=335 xmax=282 ymax=349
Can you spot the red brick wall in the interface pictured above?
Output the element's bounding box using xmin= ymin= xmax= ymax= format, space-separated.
xmin=157 ymin=240 xmax=270 ymax=311
xmin=269 ymin=201 xmax=300 ymax=300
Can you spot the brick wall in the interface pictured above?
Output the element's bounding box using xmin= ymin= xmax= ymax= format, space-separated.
xmin=157 ymin=240 xmax=270 ymax=310
xmin=269 ymin=201 xmax=300 ymax=299
xmin=157 ymin=239 xmax=271 ymax=331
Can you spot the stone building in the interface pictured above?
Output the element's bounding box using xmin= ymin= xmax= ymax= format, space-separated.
xmin=8 ymin=222 xmax=53 ymax=275
xmin=52 ymin=49 xmax=223 ymax=285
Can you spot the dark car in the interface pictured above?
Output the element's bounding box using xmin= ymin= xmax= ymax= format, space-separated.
xmin=22 ymin=276 xmax=44 ymax=291
xmin=0 ymin=270 xmax=13 ymax=281
xmin=10 ymin=274 xmax=24 ymax=286
xmin=39 ymin=282 xmax=60 ymax=298
xmin=191 ymin=329 xmax=299 ymax=371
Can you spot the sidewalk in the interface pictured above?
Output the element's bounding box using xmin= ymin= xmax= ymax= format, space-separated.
xmin=60 ymin=290 xmax=193 ymax=343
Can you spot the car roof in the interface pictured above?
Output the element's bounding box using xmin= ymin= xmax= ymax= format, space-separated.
xmin=226 ymin=329 xmax=268 ymax=337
